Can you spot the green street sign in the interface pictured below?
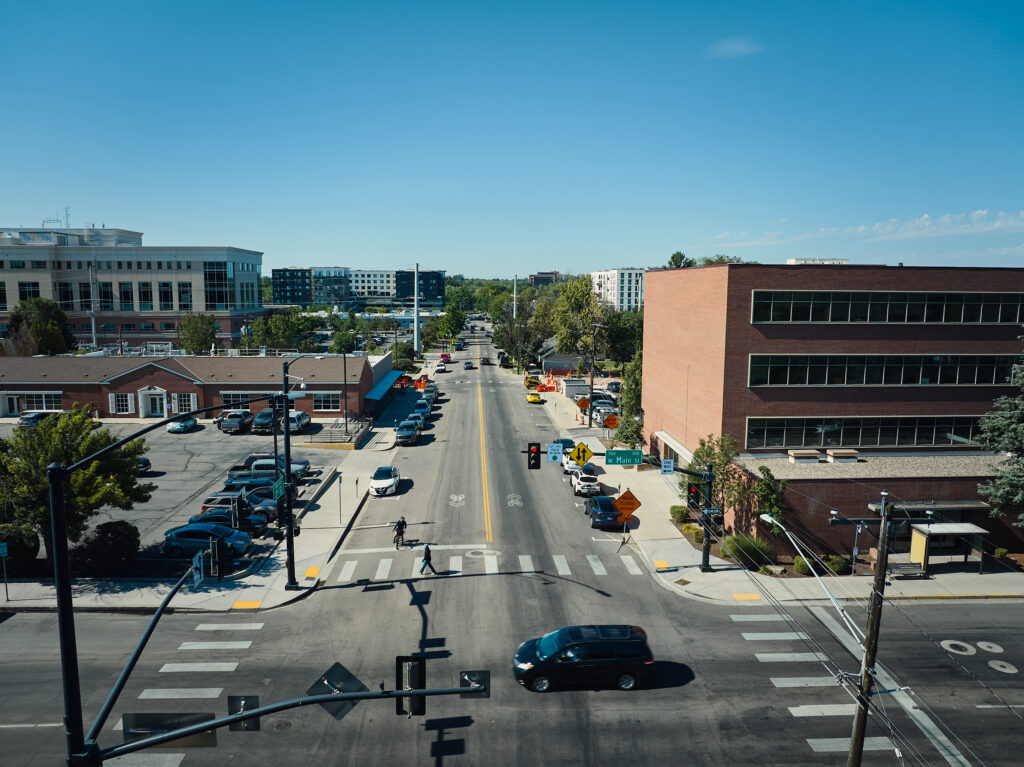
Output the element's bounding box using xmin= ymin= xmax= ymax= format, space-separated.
xmin=606 ymin=449 xmax=642 ymax=466
xmin=273 ymin=477 xmax=285 ymax=501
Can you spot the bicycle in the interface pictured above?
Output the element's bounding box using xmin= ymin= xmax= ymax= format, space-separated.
xmin=393 ymin=529 xmax=405 ymax=549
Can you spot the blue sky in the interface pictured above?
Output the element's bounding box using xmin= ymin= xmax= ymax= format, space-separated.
xmin=4 ymin=1 xmax=1023 ymax=277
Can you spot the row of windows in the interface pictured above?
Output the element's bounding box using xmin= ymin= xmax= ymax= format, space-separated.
xmin=24 ymin=393 xmax=61 ymax=410
xmin=749 ymin=355 xmax=1021 ymax=387
xmin=86 ymin=322 xmax=177 ymax=332
xmin=0 ymin=259 xmax=196 ymax=271
xmin=218 ymin=393 xmax=343 ymax=411
xmin=746 ymin=416 xmax=980 ymax=449
xmin=751 ymin=291 xmax=1024 ymax=324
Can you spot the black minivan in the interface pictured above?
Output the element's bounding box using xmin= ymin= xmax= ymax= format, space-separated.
xmin=513 ymin=625 xmax=653 ymax=693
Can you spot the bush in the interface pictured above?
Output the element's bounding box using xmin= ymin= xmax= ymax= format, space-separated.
xmin=758 ymin=565 xmax=774 ymax=576
xmin=670 ymin=505 xmax=689 ymax=523
xmin=793 ymin=555 xmax=813 ymax=576
xmin=0 ymin=523 xmax=41 ymax=572
xmin=824 ymin=555 xmax=849 ymax=575
xmin=70 ymin=520 xmax=140 ymax=576
xmin=681 ymin=523 xmax=703 ymax=543
xmin=994 ymin=547 xmax=1008 ymax=559
xmin=720 ymin=535 xmax=771 ymax=570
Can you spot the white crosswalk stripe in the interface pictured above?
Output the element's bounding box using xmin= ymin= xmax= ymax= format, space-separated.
xmin=194 ymin=623 xmax=263 ymax=631
xmin=789 ymin=704 xmax=857 ymax=717
xmin=756 ymin=652 xmax=829 ymax=662
xmin=730 ymin=614 xmax=792 ymax=622
xmin=484 ymin=555 xmax=499 ymax=574
xmin=771 ymin=677 xmax=839 ymax=688
xmin=620 ymin=555 xmax=641 ymax=575
xmin=449 ymin=555 xmax=462 ymax=575
xmin=177 ymin=641 xmax=252 ymax=650
xmin=586 ymin=555 xmax=607 ymax=575
xmin=552 ymin=555 xmax=570 ymax=575
xmin=159 ymin=663 xmax=238 ymax=673
xmin=742 ymin=632 xmax=809 ymax=641
xmin=374 ymin=558 xmax=392 ymax=580
xmin=138 ymin=688 xmax=223 ymax=700
xmin=336 ymin=561 xmax=357 ymax=582
xmin=331 ymin=551 xmax=648 ymax=580
xmin=519 ymin=555 xmax=535 ymax=573
xmin=808 ymin=737 xmax=892 ymax=752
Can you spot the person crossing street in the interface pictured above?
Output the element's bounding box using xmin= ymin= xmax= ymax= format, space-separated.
xmin=418 ymin=543 xmax=437 ymax=575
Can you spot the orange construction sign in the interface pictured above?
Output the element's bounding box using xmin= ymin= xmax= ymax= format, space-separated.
xmin=603 ymin=413 xmax=619 ymax=429
xmin=613 ymin=490 xmax=641 ymax=522
xmin=576 ymin=396 xmax=590 ymax=412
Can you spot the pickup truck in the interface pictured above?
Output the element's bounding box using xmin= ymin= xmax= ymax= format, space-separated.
xmin=226 ymin=458 xmax=300 ymax=482
xmin=219 ymin=410 xmax=254 ymax=433
xmin=242 ymin=453 xmax=310 ymax=477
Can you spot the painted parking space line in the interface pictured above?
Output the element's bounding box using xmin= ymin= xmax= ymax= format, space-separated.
xmin=586 ymin=555 xmax=607 ymax=575
xmin=159 ymin=663 xmax=238 ymax=673
xmin=374 ymin=559 xmax=393 ymax=580
xmin=808 ymin=737 xmax=892 ymax=752
xmin=336 ymin=561 xmax=357 ymax=582
xmin=789 ymin=704 xmax=858 ymax=717
xmin=177 ymin=642 xmax=253 ymax=651
xmin=620 ymin=555 xmax=642 ymax=575
xmin=552 ymin=555 xmax=570 ymax=575
xmin=756 ymin=652 xmax=829 ymax=662
xmin=770 ymin=677 xmax=840 ymax=688
xmin=194 ymin=623 xmax=263 ymax=631
xmin=742 ymin=632 xmax=809 ymax=641
xmin=138 ymin=688 xmax=224 ymax=699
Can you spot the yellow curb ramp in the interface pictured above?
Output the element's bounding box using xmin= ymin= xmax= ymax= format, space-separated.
xmin=232 ymin=600 xmax=262 ymax=610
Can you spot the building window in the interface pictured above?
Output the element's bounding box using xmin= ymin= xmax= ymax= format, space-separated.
xmin=141 ymin=322 xmax=155 ymax=330
xmin=119 ymin=282 xmax=134 ymax=311
xmin=746 ymin=416 xmax=980 ymax=449
xmin=112 ymin=393 xmax=133 ymax=414
xmin=177 ymin=282 xmax=193 ymax=311
xmin=752 ymin=291 xmax=1024 ymax=325
xmin=174 ymin=393 xmax=193 ymax=412
xmin=11 ymin=260 xmax=24 ymax=268
xmin=0 ymin=284 xmax=6 ymax=312
xmin=749 ymin=354 xmax=1021 ymax=387
xmin=100 ymin=323 xmax=115 ymax=332
xmin=122 ymin=323 xmax=136 ymax=332
xmin=98 ymin=282 xmax=114 ymax=311
xmin=160 ymin=322 xmax=175 ymax=331
xmin=80 ymin=323 xmax=90 ymax=331
xmin=139 ymin=282 xmax=153 ymax=311
xmin=56 ymin=282 xmax=74 ymax=311
xmin=159 ymin=282 xmax=173 ymax=311
xmin=204 ymin=261 xmax=236 ymax=310
xmin=18 ymin=282 xmax=41 ymax=301
xmin=313 ymin=393 xmax=341 ymax=411
xmin=221 ymin=392 xmax=253 ymax=408
xmin=31 ymin=260 xmax=46 ymax=269
xmin=78 ymin=283 xmax=92 ymax=311
xmin=23 ymin=393 xmax=61 ymax=410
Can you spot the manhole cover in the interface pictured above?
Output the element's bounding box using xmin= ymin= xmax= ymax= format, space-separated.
xmin=272 ymin=719 xmax=293 ymax=731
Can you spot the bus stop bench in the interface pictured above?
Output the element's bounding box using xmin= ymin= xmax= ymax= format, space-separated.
xmin=886 ymin=562 xmax=928 ymax=578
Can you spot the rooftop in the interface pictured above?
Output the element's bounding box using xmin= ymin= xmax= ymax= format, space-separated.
xmin=735 ymin=451 xmax=1005 ymax=480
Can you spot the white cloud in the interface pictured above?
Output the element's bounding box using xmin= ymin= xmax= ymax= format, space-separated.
xmin=706 ymin=36 xmax=763 ymax=59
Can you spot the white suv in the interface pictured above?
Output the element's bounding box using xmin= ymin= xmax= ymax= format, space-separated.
xmin=287 ymin=411 xmax=311 ymax=433
xmin=569 ymin=465 xmax=601 ymax=497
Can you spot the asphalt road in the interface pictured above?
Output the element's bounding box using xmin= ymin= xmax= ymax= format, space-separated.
xmin=2 ymin=330 xmax=1022 ymax=765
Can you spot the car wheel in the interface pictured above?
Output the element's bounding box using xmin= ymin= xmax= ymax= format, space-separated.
xmin=168 ymin=546 xmax=184 ymax=558
xmin=530 ymin=675 xmax=551 ymax=693
xmin=617 ymin=673 xmax=637 ymax=691
xmin=590 ymin=520 xmax=598 ymax=528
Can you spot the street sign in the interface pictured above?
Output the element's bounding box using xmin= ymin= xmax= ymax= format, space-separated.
xmin=613 ymin=490 xmax=641 ymax=521
xmin=546 ymin=443 xmax=562 ymax=462
xmin=603 ymin=413 xmax=619 ymax=429
xmin=576 ymin=396 xmax=590 ymax=412
xmin=661 ymin=458 xmax=674 ymax=475
xmin=273 ymin=477 xmax=285 ymax=501
xmin=309 ymin=663 xmax=369 ymax=721
xmin=569 ymin=443 xmax=593 ymax=467
xmin=0 ymin=542 xmax=7 ymax=557
xmin=606 ymin=449 xmax=642 ymax=466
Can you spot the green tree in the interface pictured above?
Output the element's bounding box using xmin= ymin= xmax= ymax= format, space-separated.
xmin=259 ymin=276 xmax=273 ymax=303
xmin=245 ymin=309 xmax=320 ymax=352
xmin=615 ymin=350 xmax=644 ymax=447
xmin=438 ymin=306 xmax=467 ymax=344
xmin=330 ymin=332 xmax=356 ymax=354
xmin=604 ymin=307 xmax=643 ymax=365
xmin=976 ymin=361 xmax=1024 ymax=525
xmin=7 ymin=298 xmax=75 ymax=355
xmin=444 ymin=284 xmax=475 ymax=313
xmin=684 ymin=434 xmax=749 ymax=513
xmin=553 ymin=275 xmax=603 ymax=358
xmin=177 ymin=312 xmax=218 ymax=354
xmin=699 ymin=254 xmax=745 ymax=265
xmin=752 ymin=466 xmax=790 ymax=534
xmin=666 ymin=251 xmax=696 ymax=269
xmin=0 ymin=408 xmax=155 ymax=570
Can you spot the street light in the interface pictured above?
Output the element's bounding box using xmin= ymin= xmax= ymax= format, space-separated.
xmin=281 ymin=357 xmax=308 ymax=591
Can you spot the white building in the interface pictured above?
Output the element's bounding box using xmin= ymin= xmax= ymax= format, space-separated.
xmin=347 ymin=269 xmax=396 ymax=299
xmin=590 ymin=268 xmax=645 ymax=311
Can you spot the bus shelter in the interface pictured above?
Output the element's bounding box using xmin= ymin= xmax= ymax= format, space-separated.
xmin=910 ymin=522 xmax=988 ymax=575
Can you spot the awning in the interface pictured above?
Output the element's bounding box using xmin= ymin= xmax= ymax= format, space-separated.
xmin=654 ymin=431 xmax=693 ymax=463
xmin=911 ymin=522 xmax=987 ymax=536
xmin=365 ymin=370 xmax=404 ymax=401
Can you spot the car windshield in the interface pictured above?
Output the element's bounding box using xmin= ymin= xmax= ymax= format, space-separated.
xmin=398 ymin=422 xmax=416 ymax=430
xmin=210 ymin=524 xmax=235 ymax=537
xmin=536 ymin=629 xmax=566 ymax=661
xmin=372 ymin=467 xmax=394 ymax=480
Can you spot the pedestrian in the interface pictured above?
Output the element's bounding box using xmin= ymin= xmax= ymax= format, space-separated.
xmin=419 ymin=544 xmax=437 ymax=575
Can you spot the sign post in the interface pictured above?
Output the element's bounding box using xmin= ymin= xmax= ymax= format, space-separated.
xmin=1 ymin=541 xmax=8 ymax=601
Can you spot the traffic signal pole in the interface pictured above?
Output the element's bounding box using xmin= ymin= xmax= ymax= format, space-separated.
xmin=699 ymin=463 xmax=715 ymax=573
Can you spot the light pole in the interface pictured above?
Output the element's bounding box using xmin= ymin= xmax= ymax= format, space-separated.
xmin=587 ymin=321 xmax=605 ymax=428
xmin=342 ymin=352 xmax=349 ymax=435
xmin=280 ymin=358 xmax=307 ymax=591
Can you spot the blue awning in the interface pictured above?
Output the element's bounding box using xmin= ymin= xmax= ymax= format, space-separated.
xmin=365 ymin=369 xmax=404 ymax=401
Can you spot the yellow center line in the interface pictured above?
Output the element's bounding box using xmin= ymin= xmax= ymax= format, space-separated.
xmin=477 ymin=378 xmax=492 ymax=542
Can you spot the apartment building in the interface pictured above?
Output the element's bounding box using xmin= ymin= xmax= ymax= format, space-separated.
xmin=271 ymin=267 xmax=445 ymax=309
xmin=591 ymin=268 xmax=645 ymax=310
xmin=0 ymin=227 xmax=264 ymax=348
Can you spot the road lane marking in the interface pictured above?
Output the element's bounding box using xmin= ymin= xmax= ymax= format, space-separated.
xmin=159 ymin=663 xmax=238 ymax=673
xmin=756 ymin=652 xmax=830 ymax=663
xmin=741 ymin=632 xmax=809 ymax=641
xmin=177 ymin=642 xmax=253 ymax=650
xmin=484 ymin=555 xmax=499 ymax=574
xmin=586 ymin=555 xmax=607 ymax=575
xmin=620 ymin=555 xmax=642 ymax=575
xmin=194 ymin=623 xmax=263 ymax=631
xmin=730 ymin=614 xmax=792 ymax=622
xmin=808 ymin=737 xmax=892 ymax=752
xmin=789 ymin=704 xmax=858 ymax=717
xmin=336 ymin=561 xmax=357 ymax=582
xmin=552 ymin=555 xmax=571 ymax=575
xmin=138 ymin=688 xmax=223 ymax=700
xmin=411 ymin=558 xmax=424 ymax=578
xmin=449 ymin=555 xmax=462 ymax=575
xmin=375 ymin=559 xmax=393 ymax=580
xmin=770 ymin=677 xmax=839 ymax=687
xmin=0 ymin=723 xmax=63 ymax=728
xmin=342 ymin=544 xmax=486 ymax=554
xmin=477 ymin=380 xmax=493 ymax=542
xmin=519 ymin=555 xmax=535 ymax=573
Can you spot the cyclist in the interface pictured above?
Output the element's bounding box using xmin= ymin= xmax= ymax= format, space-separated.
xmin=393 ymin=516 xmax=407 ymax=548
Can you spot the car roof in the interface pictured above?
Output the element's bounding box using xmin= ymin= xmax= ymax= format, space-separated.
xmin=561 ymin=625 xmax=647 ymax=642
xmin=589 ymin=496 xmax=617 ymax=511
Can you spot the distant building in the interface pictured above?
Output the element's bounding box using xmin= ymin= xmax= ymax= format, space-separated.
xmin=271 ymin=266 xmax=444 ymax=310
xmin=591 ymin=268 xmax=645 ymax=311
xmin=529 ymin=271 xmax=559 ymax=286
xmin=272 ymin=267 xmax=313 ymax=306
xmin=312 ymin=267 xmax=353 ymax=308
xmin=396 ymin=269 xmax=445 ymax=307
xmin=0 ymin=226 xmax=264 ymax=349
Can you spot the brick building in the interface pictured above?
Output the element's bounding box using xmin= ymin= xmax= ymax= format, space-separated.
xmin=642 ymin=263 xmax=1024 ymax=556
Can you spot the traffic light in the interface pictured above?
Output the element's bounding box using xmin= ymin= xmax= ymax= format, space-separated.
xmin=395 ymin=656 xmax=426 ymax=716
xmin=687 ymin=483 xmax=702 ymax=509
xmin=527 ymin=442 xmax=541 ymax=470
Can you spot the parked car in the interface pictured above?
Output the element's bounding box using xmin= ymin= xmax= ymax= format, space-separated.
xmin=407 ymin=413 xmax=427 ymax=432
xmin=287 ymin=411 xmax=311 ymax=433
xmin=136 ymin=456 xmax=152 ymax=474
xmin=395 ymin=421 xmax=419 ymax=445
xmin=513 ymin=625 xmax=654 ymax=693
xmin=199 ymin=490 xmax=279 ymax=521
xmin=369 ymin=466 xmax=401 ymax=497
xmin=524 ymin=377 xmax=540 ymax=390
xmin=412 ymin=400 xmax=431 ymax=420
xmin=569 ymin=465 xmax=601 ymax=496
xmin=607 ymin=381 xmax=622 ymax=393
xmin=163 ymin=523 xmax=251 ymax=558
xmin=251 ymin=408 xmax=280 ymax=434
xmin=244 ymin=453 xmax=311 ymax=477
xmin=435 ymin=363 xmax=447 ymax=373
xmin=586 ymin=495 xmax=625 ymax=530
xmin=562 ymin=448 xmax=589 ymax=474
xmin=17 ymin=411 xmax=55 ymax=428
xmin=220 ymin=410 xmax=254 ymax=434
xmin=527 ymin=392 xmax=542 ymax=404
xmin=222 ymin=477 xmax=296 ymax=505
xmin=189 ymin=509 xmax=269 ymax=537
xmin=166 ymin=416 xmax=198 ymax=433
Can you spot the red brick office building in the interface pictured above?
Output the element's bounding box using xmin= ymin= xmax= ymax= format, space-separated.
xmin=642 ymin=263 xmax=1024 ymax=555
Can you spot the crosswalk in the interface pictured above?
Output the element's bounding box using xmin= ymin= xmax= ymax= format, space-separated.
xmin=331 ymin=550 xmax=646 ymax=582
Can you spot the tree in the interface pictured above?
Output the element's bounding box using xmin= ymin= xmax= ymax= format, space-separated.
xmin=699 ymin=254 xmax=745 ymax=265
xmin=752 ymin=466 xmax=790 ymax=534
xmin=553 ymin=276 xmax=603 ymax=358
xmin=177 ymin=312 xmax=218 ymax=354
xmin=0 ymin=408 xmax=155 ymax=570
xmin=438 ymin=306 xmax=467 ymax=344
xmin=666 ymin=251 xmax=696 ymax=269
xmin=976 ymin=361 xmax=1024 ymax=525
xmin=244 ymin=309 xmax=320 ymax=352
xmin=604 ymin=307 xmax=643 ymax=365
xmin=684 ymin=433 xmax=750 ymax=513
xmin=615 ymin=350 xmax=644 ymax=448
xmin=7 ymin=298 xmax=75 ymax=355
xmin=330 ymin=332 xmax=356 ymax=354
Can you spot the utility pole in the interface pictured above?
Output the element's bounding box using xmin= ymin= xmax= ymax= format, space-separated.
xmin=412 ymin=262 xmax=420 ymax=355
xmin=847 ymin=490 xmax=891 ymax=767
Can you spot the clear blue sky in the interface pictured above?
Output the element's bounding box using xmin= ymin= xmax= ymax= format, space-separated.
xmin=5 ymin=1 xmax=1023 ymax=277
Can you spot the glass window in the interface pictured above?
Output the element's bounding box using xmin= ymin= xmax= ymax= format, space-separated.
xmin=787 ymin=356 xmax=808 ymax=385
xmin=204 ymin=261 xmax=236 ymax=311
xmin=313 ymin=393 xmax=341 ymax=411
xmin=100 ymin=323 xmax=115 ymax=332
xmin=24 ymin=393 xmax=61 ymax=410
xmin=177 ymin=282 xmax=193 ymax=311
xmin=119 ymin=282 xmax=134 ymax=311
xmin=0 ymin=284 xmax=6 ymax=312
xmin=160 ymin=322 xmax=175 ymax=331
xmin=10 ymin=260 xmax=25 ymax=268
xmin=98 ymin=282 xmax=114 ymax=311
xmin=57 ymin=282 xmax=75 ymax=311
xmin=981 ymin=295 xmax=1001 ymax=323
xmin=31 ymin=260 xmax=46 ymax=269
xmin=749 ymin=358 xmax=769 ymax=386
xmin=141 ymin=322 xmax=154 ymax=330
xmin=138 ymin=282 xmax=153 ymax=311
xmin=113 ymin=393 xmax=131 ymax=414
xmin=122 ymin=323 xmax=136 ymax=331
xmin=159 ymin=282 xmax=173 ymax=311
xmin=18 ymin=282 xmax=41 ymax=301
xmin=829 ymin=293 xmax=850 ymax=322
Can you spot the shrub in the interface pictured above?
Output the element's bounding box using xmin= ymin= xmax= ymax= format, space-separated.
xmin=758 ymin=565 xmax=774 ymax=576
xmin=824 ymin=555 xmax=849 ymax=575
xmin=70 ymin=520 xmax=140 ymax=576
xmin=681 ymin=523 xmax=703 ymax=543
xmin=720 ymin=535 xmax=771 ymax=570
xmin=793 ymin=556 xmax=813 ymax=576
xmin=994 ymin=547 xmax=1008 ymax=559
xmin=670 ymin=505 xmax=689 ymax=523
xmin=0 ymin=523 xmax=41 ymax=572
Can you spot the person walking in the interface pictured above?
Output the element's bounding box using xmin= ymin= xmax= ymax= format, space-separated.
xmin=418 ymin=544 xmax=437 ymax=575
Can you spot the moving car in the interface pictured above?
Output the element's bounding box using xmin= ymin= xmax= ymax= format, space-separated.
xmin=136 ymin=456 xmax=152 ymax=474
xmin=435 ymin=363 xmax=447 ymax=373
xmin=463 ymin=360 xmax=473 ymax=370
xmin=219 ymin=410 xmax=254 ymax=434
xmin=287 ymin=411 xmax=311 ymax=433
xmin=513 ymin=625 xmax=654 ymax=693
xmin=163 ymin=523 xmax=251 ymax=558
xmin=524 ymin=377 xmax=540 ymax=389
xmin=369 ymin=466 xmax=400 ymax=497
xmin=480 ymin=357 xmax=490 ymax=365
xmin=569 ymin=465 xmax=601 ymax=496
xmin=440 ymin=353 xmax=451 ymax=363
xmin=585 ymin=495 xmax=624 ymax=530
xmin=526 ymin=392 xmax=542 ymax=404
xmin=395 ymin=421 xmax=419 ymax=445
xmin=166 ymin=416 xmax=198 ymax=433
xmin=251 ymin=408 xmax=280 ymax=434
